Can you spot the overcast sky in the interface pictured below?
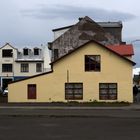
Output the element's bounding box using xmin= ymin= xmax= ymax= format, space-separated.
xmin=0 ymin=0 xmax=140 ymax=66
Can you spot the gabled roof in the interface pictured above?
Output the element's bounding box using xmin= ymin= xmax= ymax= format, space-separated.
xmin=9 ymin=40 xmax=135 ymax=85
xmin=0 ymin=43 xmax=18 ymax=50
xmin=106 ymin=44 xmax=134 ymax=56
xmin=52 ymin=21 xmax=122 ymax=32
xmin=51 ymin=40 xmax=136 ymax=66
xmin=50 ymin=16 xmax=120 ymax=50
xmin=9 ymin=70 xmax=53 ymax=84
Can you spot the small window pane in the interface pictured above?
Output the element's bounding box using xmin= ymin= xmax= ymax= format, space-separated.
xmin=66 ymin=84 xmax=73 ymax=88
xmin=109 ymin=84 xmax=117 ymax=88
xmin=100 ymin=89 xmax=108 ymax=94
xmin=109 ymin=89 xmax=117 ymax=94
xmin=74 ymin=89 xmax=82 ymax=94
xmin=74 ymin=84 xmax=82 ymax=88
xmin=65 ymin=89 xmax=73 ymax=94
xmin=100 ymin=84 xmax=108 ymax=88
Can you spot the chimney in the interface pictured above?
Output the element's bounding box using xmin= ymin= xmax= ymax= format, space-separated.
xmin=79 ymin=17 xmax=83 ymax=21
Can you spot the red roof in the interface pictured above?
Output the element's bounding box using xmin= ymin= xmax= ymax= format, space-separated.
xmin=106 ymin=44 xmax=134 ymax=56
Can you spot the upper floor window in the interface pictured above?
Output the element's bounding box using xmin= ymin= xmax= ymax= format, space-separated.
xmin=23 ymin=48 xmax=29 ymax=55
xmin=36 ymin=63 xmax=42 ymax=72
xmin=2 ymin=64 xmax=13 ymax=72
xmin=21 ymin=63 xmax=29 ymax=72
xmin=53 ymin=49 xmax=59 ymax=60
xmin=34 ymin=48 xmax=39 ymax=55
xmin=85 ymin=55 xmax=101 ymax=72
xmin=2 ymin=49 xmax=13 ymax=57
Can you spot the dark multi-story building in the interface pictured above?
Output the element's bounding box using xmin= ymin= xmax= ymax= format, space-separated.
xmin=48 ymin=16 xmax=123 ymax=61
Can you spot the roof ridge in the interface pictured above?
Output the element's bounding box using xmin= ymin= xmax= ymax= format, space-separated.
xmin=51 ymin=40 xmax=135 ymax=66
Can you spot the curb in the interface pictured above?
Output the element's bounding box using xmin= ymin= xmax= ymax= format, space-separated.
xmin=0 ymin=106 xmax=133 ymax=110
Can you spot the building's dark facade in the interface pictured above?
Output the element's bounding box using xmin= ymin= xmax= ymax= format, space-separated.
xmin=49 ymin=16 xmax=123 ymax=61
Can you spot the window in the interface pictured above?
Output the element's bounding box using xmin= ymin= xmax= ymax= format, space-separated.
xmin=21 ymin=63 xmax=29 ymax=72
xmin=99 ymin=83 xmax=117 ymax=100
xmin=28 ymin=84 xmax=36 ymax=99
xmin=23 ymin=49 xmax=29 ymax=55
xmin=34 ymin=48 xmax=39 ymax=55
xmin=36 ymin=63 xmax=42 ymax=72
xmin=85 ymin=55 xmax=100 ymax=71
xmin=2 ymin=49 xmax=13 ymax=57
xmin=65 ymin=83 xmax=83 ymax=100
xmin=53 ymin=49 xmax=59 ymax=60
xmin=2 ymin=64 xmax=12 ymax=72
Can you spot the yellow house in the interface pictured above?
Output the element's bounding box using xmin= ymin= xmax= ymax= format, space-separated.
xmin=8 ymin=40 xmax=135 ymax=103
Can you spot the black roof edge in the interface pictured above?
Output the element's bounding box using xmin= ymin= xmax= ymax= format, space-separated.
xmin=52 ymin=25 xmax=74 ymax=32
xmin=9 ymin=70 xmax=53 ymax=84
xmin=50 ymin=40 xmax=136 ymax=66
xmin=52 ymin=21 xmax=122 ymax=32
xmin=0 ymin=43 xmax=18 ymax=50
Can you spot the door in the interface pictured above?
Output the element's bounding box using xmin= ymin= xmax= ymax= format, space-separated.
xmin=28 ymin=84 xmax=36 ymax=99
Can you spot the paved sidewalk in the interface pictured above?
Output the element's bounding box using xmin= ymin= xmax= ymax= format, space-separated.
xmin=0 ymin=103 xmax=140 ymax=110
xmin=0 ymin=103 xmax=140 ymax=118
xmin=0 ymin=103 xmax=139 ymax=110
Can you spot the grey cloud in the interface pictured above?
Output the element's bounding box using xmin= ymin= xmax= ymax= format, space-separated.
xmin=21 ymin=5 xmax=136 ymax=21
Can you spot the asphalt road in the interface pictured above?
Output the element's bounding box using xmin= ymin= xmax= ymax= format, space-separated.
xmin=0 ymin=115 xmax=140 ymax=140
xmin=1 ymin=107 xmax=140 ymax=118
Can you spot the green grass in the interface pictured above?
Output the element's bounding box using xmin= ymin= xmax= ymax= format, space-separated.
xmin=50 ymin=101 xmax=131 ymax=107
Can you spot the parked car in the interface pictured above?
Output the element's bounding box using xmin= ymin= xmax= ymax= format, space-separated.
xmin=3 ymin=87 xmax=8 ymax=96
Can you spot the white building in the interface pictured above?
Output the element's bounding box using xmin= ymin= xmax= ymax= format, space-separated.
xmin=0 ymin=43 xmax=50 ymax=90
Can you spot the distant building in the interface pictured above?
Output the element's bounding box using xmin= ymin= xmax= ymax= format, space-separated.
xmin=49 ymin=16 xmax=123 ymax=61
xmin=0 ymin=43 xmax=50 ymax=90
xmin=52 ymin=20 xmax=122 ymax=42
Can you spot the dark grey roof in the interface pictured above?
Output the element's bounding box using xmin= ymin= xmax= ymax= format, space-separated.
xmin=52 ymin=21 xmax=122 ymax=31
xmin=98 ymin=21 xmax=122 ymax=28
